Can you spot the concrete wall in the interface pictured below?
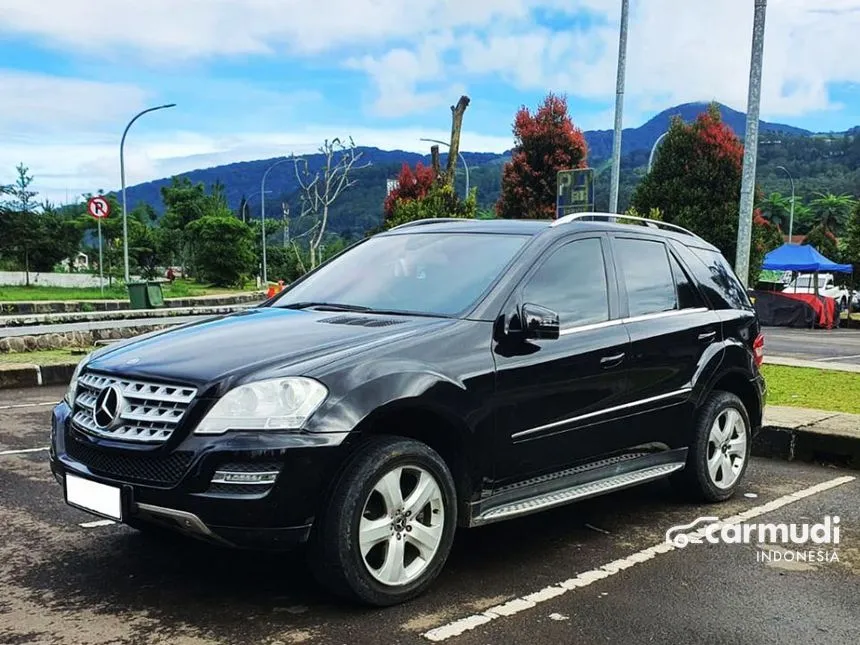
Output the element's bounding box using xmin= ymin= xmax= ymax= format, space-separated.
xmin=0 ymin=272 xmax=106 ymax=288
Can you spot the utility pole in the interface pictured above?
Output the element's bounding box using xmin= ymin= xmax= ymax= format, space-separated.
xmin=735 ymin=0 xmax=768 ymax=287
xmin=608 ymin=0 xmax=629 ymax=214
xmin=282 ymin=202 xmax=289 ymax=249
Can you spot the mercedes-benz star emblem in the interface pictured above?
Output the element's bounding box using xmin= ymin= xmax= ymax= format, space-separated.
xmin=93 ymin=384 xmax=125 ymax=429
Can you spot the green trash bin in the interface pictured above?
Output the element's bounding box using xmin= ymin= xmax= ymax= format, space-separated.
xmin=127 ymin=281 xmax=148 ymax=309
xmin=145 ymin=281 xmax=165 ymax=308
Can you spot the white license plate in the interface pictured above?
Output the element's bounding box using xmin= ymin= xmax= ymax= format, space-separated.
xmin=66 ymin=473 xmax=122 ymax=520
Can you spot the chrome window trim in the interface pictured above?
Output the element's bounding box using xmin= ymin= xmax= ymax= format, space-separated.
xmin=557 ymin=306 xmax=709 ymax=336
xmin=512 ymin=387 xmax=693 ymax=440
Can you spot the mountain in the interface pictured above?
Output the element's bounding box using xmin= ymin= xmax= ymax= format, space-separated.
xmin=583 ymin=102 xmax=813 ymax=161
xmin=116 ymin=102 xmax=851 ymax=233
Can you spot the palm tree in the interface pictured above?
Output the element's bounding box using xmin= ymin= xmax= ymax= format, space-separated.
xmin=758 ymin=192 xmax=791 ymax=230
xmin=809 ymin=192 xmax=856 ymax=235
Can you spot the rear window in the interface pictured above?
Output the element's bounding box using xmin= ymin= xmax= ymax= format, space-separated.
xmin=682 ymin=245 xmax=752 ymax=310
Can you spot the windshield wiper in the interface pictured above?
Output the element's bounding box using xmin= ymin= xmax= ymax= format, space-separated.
xmin=281 ymin=301 xmax=373 ymax=312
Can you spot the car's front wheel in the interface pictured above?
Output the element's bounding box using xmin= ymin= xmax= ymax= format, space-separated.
xmin=309 ymin=437 xmax=457 ymax=606
xmin=672 ymin=390 xmax=751 ymax=502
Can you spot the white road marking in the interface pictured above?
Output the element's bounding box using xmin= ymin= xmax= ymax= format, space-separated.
xmin=0 ymin=401 xmax=57 ymax=411
xmin=79 ymin=519 xmax=116 ymax=528
xmin=818 ymin=353 xmax=860 ymax=362
xmin=0 ymin=446 xmax=49 ymax=456
xmin=423 ymin=475 xmax=856 ymax=642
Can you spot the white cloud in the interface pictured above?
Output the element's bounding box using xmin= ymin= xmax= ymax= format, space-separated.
xmin=0 ymin=125 xmax=513 ymax=206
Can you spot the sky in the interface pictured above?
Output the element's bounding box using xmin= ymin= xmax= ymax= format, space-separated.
xmin=1 ymin=0 xmax=859 ymax=205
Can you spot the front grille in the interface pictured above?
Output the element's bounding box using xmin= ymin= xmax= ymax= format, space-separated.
xmin=66 ymin=433 xmax=193 ymax=486
xmin=71 ymin=371 xmax=197 ymax=445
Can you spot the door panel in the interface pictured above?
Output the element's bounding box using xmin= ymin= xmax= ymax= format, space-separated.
xmin=612 ymin=235 xmax=721 ymax=449
xmin=492 ymin=235 xmax=632 ymax=485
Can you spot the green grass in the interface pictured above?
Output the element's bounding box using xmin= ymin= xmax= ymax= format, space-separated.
xmin=761 ymin=364 xmax=860 ymax=414
xmin=0 ymin=279 xmax=252 ymax=302
xmin=0 ymin=348 xmax=92 ymax=365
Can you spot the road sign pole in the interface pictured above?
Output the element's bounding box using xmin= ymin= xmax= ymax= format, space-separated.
xmin=97 ymin=217 xmax=104 ymax=296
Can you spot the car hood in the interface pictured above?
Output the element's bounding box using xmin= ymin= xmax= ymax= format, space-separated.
xmin=86 ymin=307 xmax=448 ymax=389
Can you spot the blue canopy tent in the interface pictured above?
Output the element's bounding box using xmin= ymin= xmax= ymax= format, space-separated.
xmin=762 ymin=243 xmax=853 ymax=273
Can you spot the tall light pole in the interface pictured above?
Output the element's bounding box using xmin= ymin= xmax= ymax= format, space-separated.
xmin=120 ymin=103 xmax=176 ymax=283
xmin=261 ymin=158 xmax=290 ymax=284
xmin=608 ymin=0 xmax=630 ymax=214
xmin=419 ymin=138 xmax=469 ymax=196
xmin=735 ymin=0 xmax=768 ymax=287
xmin=776 ymin=165 xmax=795 ymax=242
xmin=647 ymin=131 xmax=669 ymax=174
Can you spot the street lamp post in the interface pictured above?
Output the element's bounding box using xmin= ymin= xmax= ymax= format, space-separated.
xmin=419 ymin=138 xmax=469 ymax=196
xmin=648 ymin=132 xmax=669 ymax=174
xmin=776 ymin=165 xmax=796 ymax=242
xmin=120 ymin=103 xmax=176 ymax=283
xmin=261 ymin=158 xmax=291 ymax=284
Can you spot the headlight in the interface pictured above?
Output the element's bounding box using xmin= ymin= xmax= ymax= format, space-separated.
xmin=194 ymin=377 xmax=328 ymax=435
xmin=64 ymin=354 xmax=91 ymax=405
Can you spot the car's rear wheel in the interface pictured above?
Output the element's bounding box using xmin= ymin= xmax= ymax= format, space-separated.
xmin=672 ymin=390 xmax=751 ymax=502
xmin=309 ymin=437 xmax=457 ymax=606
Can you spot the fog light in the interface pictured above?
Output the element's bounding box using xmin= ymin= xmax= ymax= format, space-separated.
xmin=211 ymin=470 xmax=279 ymax=485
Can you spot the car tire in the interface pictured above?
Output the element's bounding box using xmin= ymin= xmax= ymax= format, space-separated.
xmin=308 ymin=436 xmax=458 ymax=606
xmin=671 ymin=390 xmax=751 ymax=503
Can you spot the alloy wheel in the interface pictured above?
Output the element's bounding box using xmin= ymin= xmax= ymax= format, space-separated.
xmin=706 ymin=407 xmax=748 ymax=490
xmin=358 ymin=465 xmax=445 ymax=586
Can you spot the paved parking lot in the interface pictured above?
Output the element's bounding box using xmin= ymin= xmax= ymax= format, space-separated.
xmin=2 ymin=387 xmax=858 ymax=645
xmin=763 ymin=327 xmax=860 ymax=365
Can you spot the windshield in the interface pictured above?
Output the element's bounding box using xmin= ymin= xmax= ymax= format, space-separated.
xmin=273 ymin=232 xmax=530 ymax=316
xmin=793 ymin=275 xmax=829 ymax=288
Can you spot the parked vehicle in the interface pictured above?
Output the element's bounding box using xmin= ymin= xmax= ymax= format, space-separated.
xmin=51 ymin=213 xmax=766 ymax=606
xmin=784 ymin=272 xmax=850 ymax=308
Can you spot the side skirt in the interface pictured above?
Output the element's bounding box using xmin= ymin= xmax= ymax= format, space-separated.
xmin=469 ymin=448 xmax=687 ymax=527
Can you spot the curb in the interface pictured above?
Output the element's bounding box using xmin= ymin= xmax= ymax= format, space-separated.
xmin=0 ymin=291 xmax=266 ymax=316
xmin=0 ymin=362 xmax=76 ymax=389
xmin=752 ymin=425 xmax=860 ymax=470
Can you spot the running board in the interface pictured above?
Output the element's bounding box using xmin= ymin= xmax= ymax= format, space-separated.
xmin=474 ymin=462 xmax=685 ymax=526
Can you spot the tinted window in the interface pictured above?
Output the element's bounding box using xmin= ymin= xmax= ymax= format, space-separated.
xmin=615 ymin=238 xmax=677 ymax=317
xmin=275 ymin=232 xmax=529 ymax=316
xmin=669 ymin=253 xmax=703 ymax=309
xmin=522 ymin=238 xmax=609 ymax=328
xmin=685 ymin=245 xmax=751 ymax=310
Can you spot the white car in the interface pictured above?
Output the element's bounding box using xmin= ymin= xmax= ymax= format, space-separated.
xmin=783 ymin=272 xmax=850 ymax=308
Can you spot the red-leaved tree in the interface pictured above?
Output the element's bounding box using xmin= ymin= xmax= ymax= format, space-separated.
xmin=383 ymin=162 xmax=436 ymax=221
xmin=496 ymin=93 xmax=588 ymax=219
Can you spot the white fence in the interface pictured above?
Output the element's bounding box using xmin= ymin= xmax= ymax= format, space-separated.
xmin=0 ymin=271 xmax=106 ymax=288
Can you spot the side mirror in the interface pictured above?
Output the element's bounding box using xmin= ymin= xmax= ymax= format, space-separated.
xmin=521 ymin=303 xmax=560 ymax=340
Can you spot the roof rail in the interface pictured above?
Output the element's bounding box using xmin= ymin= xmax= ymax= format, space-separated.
xmin=389 ymin=218 xmax=475 ymax=231
xmin=551 ymin=211 xmax=703 ymax=241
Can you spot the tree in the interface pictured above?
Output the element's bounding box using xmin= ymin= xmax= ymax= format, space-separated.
xmin=0 ymin=164 xmax=40 ymax=284
xmin=384 ymin=183 xmax=477 ymax=230
xmin=383 ymin=162 xmax=436 ymax=221
xmin=844 ymin=201 xmax=860 ymax=275
xmin=630 ymin=103 xmax=775 ymax=284
xmin=809 ymin=192 xmax=855 ymax=236
xmin=758 ymin=192 xmax=791 ymax=230
xmin=496 ymin=93 xmax=588 ymax=219
xmin=803 ymin=224 xmax=840 ymax=261
xmin=293 ymin=137 xmax=371 ymax=269
xmin=186 ymin=215 xmax=255 ymax=286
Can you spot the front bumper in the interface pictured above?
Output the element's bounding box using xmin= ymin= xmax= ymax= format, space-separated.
xmin=50 ymin=401 xmax=350 ymax=549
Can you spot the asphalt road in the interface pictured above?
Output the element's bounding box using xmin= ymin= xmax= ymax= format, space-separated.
xmin=2 ymin=386 xmax=858 ymax=645
xmin=763 ymin=326 xmax=860 ymax=365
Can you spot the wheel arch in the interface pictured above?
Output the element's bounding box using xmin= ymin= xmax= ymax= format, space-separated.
xmin=705 ymin=368 xmax=763 ymax=431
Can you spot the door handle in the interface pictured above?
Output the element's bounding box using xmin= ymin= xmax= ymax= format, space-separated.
xmin=600 ymin=352 xmax=625 ymax=368
xmin=698 ymin=331 xmax=717 ymax=342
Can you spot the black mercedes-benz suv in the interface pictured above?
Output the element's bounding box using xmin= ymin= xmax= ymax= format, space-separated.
xmin=50 ymin=213 xmax=766 ymax=606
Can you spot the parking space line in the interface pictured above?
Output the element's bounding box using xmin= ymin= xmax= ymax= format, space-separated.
xmin=423 ymin=475 xmax=856 ymax=642
xmin=79 ymin=519 xmax=116 ymax=528
xmin=0 ymin=446 xmax=49 ymax=456
xmin=0 ymin=401 xmax=57 ymax=410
